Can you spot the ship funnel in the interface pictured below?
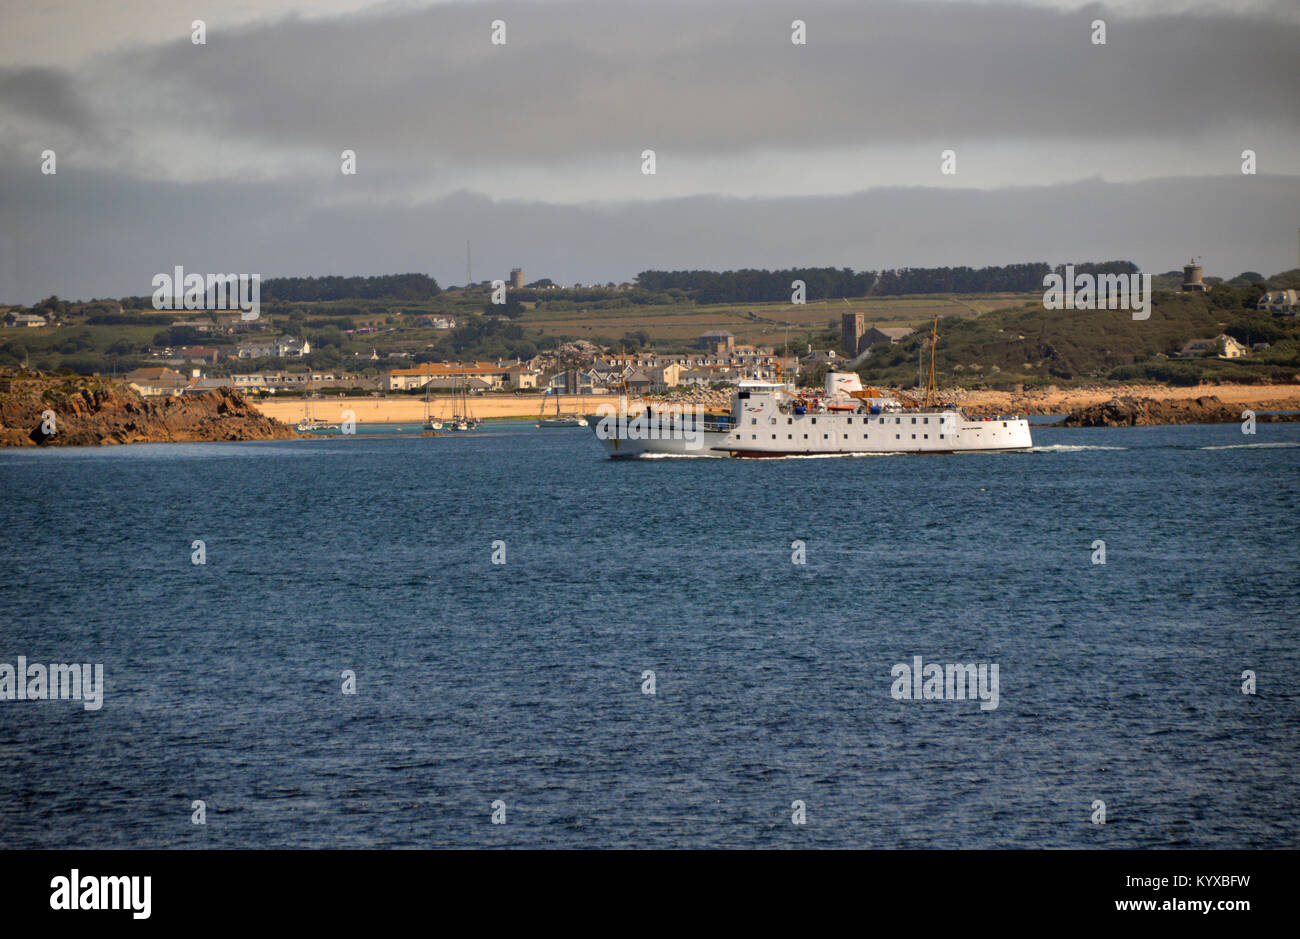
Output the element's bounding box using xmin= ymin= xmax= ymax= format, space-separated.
xmin=826 ymin=371 xmax=863 ymax=397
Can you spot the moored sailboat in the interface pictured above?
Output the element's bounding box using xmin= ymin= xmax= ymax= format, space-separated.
xmin=536 ymin=389 xmax=588 ymax=428
xmin=296 ymin=381 xmax=329 ymax=432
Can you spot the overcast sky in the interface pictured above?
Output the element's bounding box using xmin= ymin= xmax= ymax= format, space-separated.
xmin=2 ymin=0 xmax=1297 ymax=303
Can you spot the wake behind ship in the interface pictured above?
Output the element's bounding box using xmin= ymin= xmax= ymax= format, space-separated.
xmin=587 ymin=371 xmax=1032 ymax=458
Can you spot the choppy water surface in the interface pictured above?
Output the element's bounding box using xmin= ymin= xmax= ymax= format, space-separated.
xmin=0 ymin=421 xmax=1296 ymax=847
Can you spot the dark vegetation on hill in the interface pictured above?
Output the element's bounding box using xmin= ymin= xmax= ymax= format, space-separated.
xmin=855 ymin=284 xmax=1300 ymax=389
xmin=633 ymin=262 xmax=1138 ymax=302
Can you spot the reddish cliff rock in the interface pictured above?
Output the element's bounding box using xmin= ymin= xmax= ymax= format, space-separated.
xmin=0 ymin=371 xmax=299 ymax=446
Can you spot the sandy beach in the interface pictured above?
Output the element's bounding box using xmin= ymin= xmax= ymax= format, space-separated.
xmin=253 ymin=394 xmax=608 ymax=424
xmin=253 ymin=384 xmax=1300 ymax=425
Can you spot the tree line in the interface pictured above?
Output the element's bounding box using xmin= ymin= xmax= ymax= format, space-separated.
xmin=634 ymin=262 xmax=1140 ymax=302
xmin=260 ymin=273 xmax=442 ymax=302
xmin=634 ymin=268 xmax=872 ymax=303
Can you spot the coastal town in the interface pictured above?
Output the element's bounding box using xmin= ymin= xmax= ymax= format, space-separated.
xmin=115 ymin=328 xmax=811 ymax=401
xmin=18 ymin=261 xmax=1283 ymax=411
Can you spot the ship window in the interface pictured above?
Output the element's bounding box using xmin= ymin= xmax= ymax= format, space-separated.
xmin=788 ymin=434 xmax=792 ymax=439
xmin=752 ymin=434 xmax=756 ymax=439
xmin=1003 ymin=422 xmax=1008 ymax=427
xmin=924 ymin=434 xmax=928 ymax=439
xmin=863 ymin=434 xmax=868 ymax=439
xmin=912 ymin=417 xmax=916 ymax=424
xmin=923 ymin=417 xmax=929 ymax=424
xmin=787 ymin=418 xmax=792 ymax=424
xmin=751 ymin=418 xmax=756 ymax=425
xmin=879 ymin=418 xmax=884 ymax=424
xmin=940 ymin=434 xmax=945 ymax=439
xmin=824 ymin=434 xmax=829 ymax=439
xmin=895 ymin=418 xmax=900 ymax=424
xmin=895 ymin=434 xmax=900 ymax=439
xmin=912 ymin=434 xmax=916 ymax=439
xmin=847 ymin=418 xmax=852 ymax=424
xmin=843 ymin=434 xmax=848 ymax=439
xmin=811 ymin=417 xmax=817 ymax=424
xmin=803 ymin=434 xmax=808 ymax=439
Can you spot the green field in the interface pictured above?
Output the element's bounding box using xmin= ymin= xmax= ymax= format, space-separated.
xmin=513 ymin=293 xmax=1033 ymax=346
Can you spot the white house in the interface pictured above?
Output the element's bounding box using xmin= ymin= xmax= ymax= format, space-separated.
xmin=1179 ymin=334 xmax=1249 ymax=359
xmin=3 ymin=313 xmax=47 ymax=328
xmin=237 ymin=335 xmax=311 ymax=358
xmin=1258 ymin=290 xmax=1298 ymax=315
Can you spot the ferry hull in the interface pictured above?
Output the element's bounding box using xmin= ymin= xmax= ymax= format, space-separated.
xmin=714 ymin=412 xmax=1032 ymax=456
xmin=718 ymin=447 xmax=1028 ymax=458
xmin=587 ymin=423 xmax=729 ymax=458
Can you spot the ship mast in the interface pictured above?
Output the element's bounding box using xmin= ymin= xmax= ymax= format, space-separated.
xmin=925 ymin=316 xmax=938 ymax=408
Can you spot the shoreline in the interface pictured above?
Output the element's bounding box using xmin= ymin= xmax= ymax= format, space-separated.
xmin=956 ymin=382 xmax=1300 ymax=416
xmin=253 ymin=394 xmax=612 ymax=425
xmin=251 ymin=383 xmax=1300 ymax=425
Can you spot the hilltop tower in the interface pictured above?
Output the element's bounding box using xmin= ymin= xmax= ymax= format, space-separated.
xmin=1181 ymin=259 xmax=1208 ymax=293
xmin=841 ymin=311 xmax=866 ymax=356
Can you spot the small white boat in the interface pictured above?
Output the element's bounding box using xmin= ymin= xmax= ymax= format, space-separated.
xmin=538 ymin=416 xmax=588 ymax=428
xmin=297 ymin=383 xmax=329 ymax=432
xmin=536 ymin=390 xmax=588 ymax=428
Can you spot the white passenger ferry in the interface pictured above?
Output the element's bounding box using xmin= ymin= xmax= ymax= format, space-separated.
xmin=715 ymin=372 xmax=1031 ymax=457
xmin=587 ymin=372 xmax=1031 ymax=458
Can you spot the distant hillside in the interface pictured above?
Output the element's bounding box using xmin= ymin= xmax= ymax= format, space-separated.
xmin=1265 ymin=268 xmax=1300 ymax=289
xmin=9 ymin=266 xmax=1298 ymax=378
xmin=856 ymin=285 xmax=1300 ymax=388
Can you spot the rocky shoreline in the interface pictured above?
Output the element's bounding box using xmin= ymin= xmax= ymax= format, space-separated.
xmin=0 ymin=371 xmax=298 ymax=446
xmin=1060 ymin=395 xmax=1299 ymax=427
xmin=956 ymin=381 xmax=1300 ymax=418
xmin=646 ymin=385 xmax=1300 ymax=429
xmin=6 ymin=371 xmax=1298 ymax=443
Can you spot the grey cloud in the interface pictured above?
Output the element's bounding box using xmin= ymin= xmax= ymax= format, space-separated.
xmin=16 ymin=0 xmax=1300 ymax=169
xmin=3 ymin=0 xmax=1297 ymax=304
xmin=0 ymin=66 xmax=94 ymax=131
xmin=3 ymin=165 xmax=1297 ymax=304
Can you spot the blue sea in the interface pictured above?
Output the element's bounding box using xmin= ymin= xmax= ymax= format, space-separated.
xmin=1 ymin=420 xmax=1297 ymax=848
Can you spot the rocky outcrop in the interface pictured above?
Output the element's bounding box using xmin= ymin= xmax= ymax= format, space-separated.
xmin=0 ymin=371 xmax=299 ymax=446
xmin=1060 ymin=395 xmax=1297 ymax=427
